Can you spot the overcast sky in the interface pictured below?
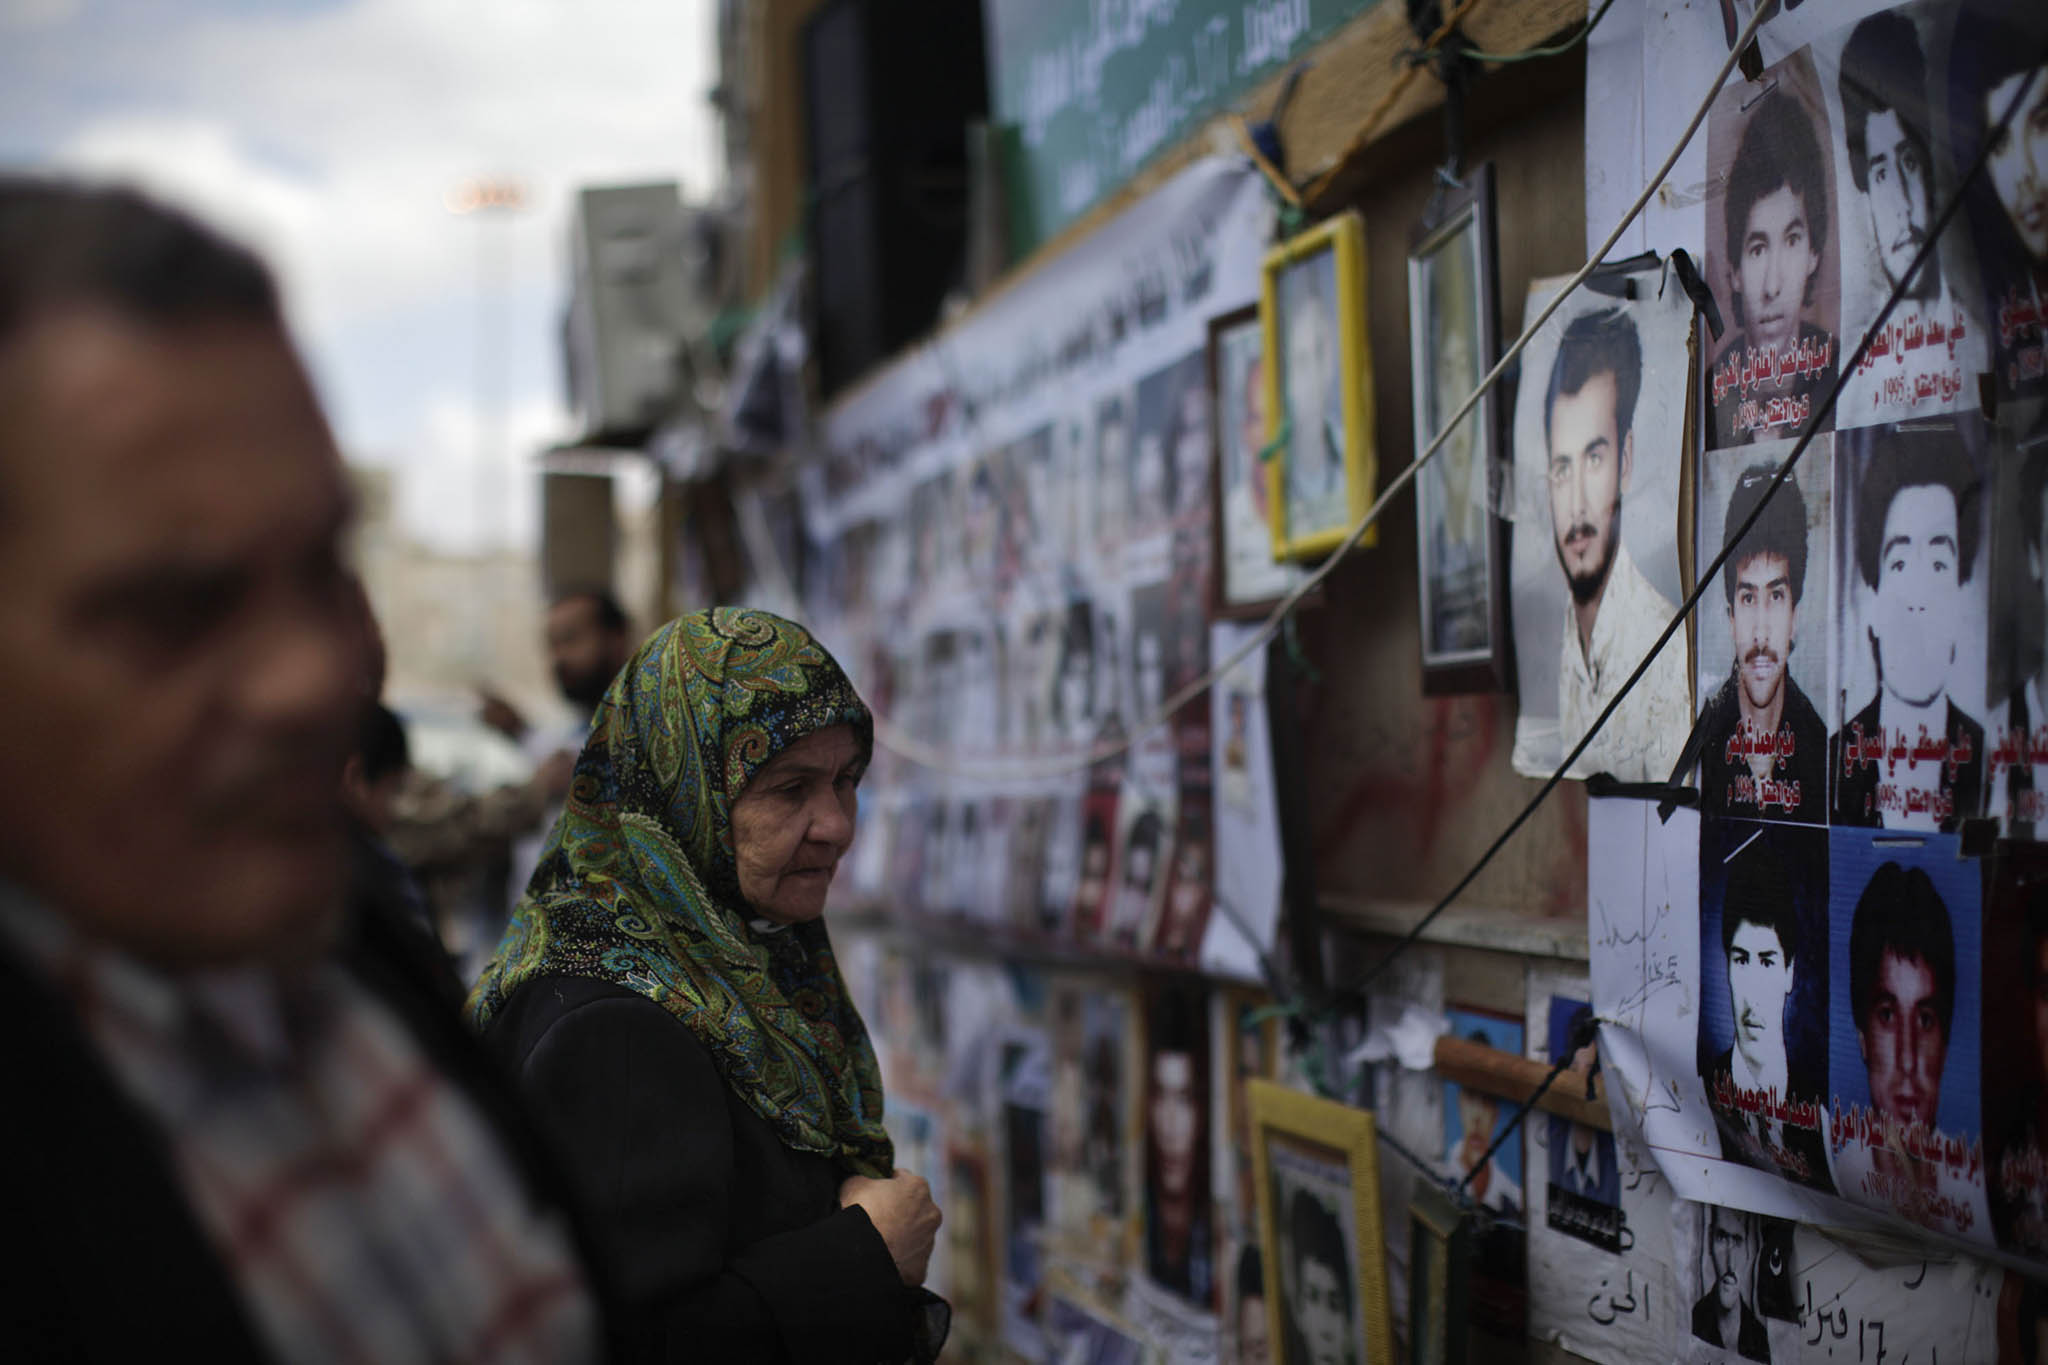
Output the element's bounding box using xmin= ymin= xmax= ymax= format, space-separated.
xmin=1 ymin=0 xmax=718 ymax=552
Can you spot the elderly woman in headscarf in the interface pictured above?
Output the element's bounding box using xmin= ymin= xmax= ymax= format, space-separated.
xmin=468 ymin=608 xmax=946 ymax=1364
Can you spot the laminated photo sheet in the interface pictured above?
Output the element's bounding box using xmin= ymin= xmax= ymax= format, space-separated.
xmin=1507 ymin=264 xmax=1695 ymax=782
xmin=1588 ymin=796 xmax=2034 ymax=1279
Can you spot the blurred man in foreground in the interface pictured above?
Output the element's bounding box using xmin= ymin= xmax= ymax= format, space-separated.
xmin=0 ymin=179 xmax=605 ymax=1359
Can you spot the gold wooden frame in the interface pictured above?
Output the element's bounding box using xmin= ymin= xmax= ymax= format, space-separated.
xmin=1260 ymin=211 xmax=1377 ymax=562
xmin=1249 ymin=1078 xmax=1394 ymax=1364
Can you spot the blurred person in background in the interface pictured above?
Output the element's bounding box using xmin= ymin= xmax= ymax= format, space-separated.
xmin=0 ymin=178 xmax=607 ymax=1361
xmin=468 ymin=607 xmax=949 ymax=1364
xmin=463 ymin=587 xmax=635 ymax=964
xmin=387 ymin=586 xmax=630 ymax=977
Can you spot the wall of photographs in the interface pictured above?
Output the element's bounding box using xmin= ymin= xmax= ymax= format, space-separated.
xmin=803 ymin=159 xmax=1291 ymax=983
xmin=774 ymin=0 xmax=2048 ymax=1357
xmin=1584 ymin=0 xmax=2048 ymax=1358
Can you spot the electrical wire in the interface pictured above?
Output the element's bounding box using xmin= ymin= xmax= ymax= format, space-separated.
xmin=1297 ymin=0 xmax=1489 ymax=204
xmin=1463 ymin=0 xmax=1618 ymax=65
xmin=863 ymin=0 xmax=1776 ymax=782
xmin=1334 ymin=39 xmax=2048 ymax=1009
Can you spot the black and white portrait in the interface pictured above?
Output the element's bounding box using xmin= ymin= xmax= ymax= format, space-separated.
xmin=1509 ymin=273 xmax=1692 ymax=782
xmin=1696 ymin=443 xmax=1833 ymax=824
xmin=1705 ymin=51 xmax=1842 ymax=449
xmin=1950 ymin=0 xmax=2048 ymax=400
xmin=1824 ymin=9 xmax=1986 ymax=427
xmin=1830 ymin=420 xmax=1991 ymax=831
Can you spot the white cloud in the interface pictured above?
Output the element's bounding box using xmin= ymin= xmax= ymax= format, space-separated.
xmin=25 ymin=0 xmax=718 ymax=554
xmin=395 ymin=389 xmax=563 ymax=555
xmin=0 ymin=0 xmax=84 ymax=32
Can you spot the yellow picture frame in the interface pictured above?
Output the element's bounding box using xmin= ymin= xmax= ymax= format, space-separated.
xmin=1249 ymin=1078 xmax=1394 ymax=1365
xmin=1260 ymin=211 xmax=1377 ymax=562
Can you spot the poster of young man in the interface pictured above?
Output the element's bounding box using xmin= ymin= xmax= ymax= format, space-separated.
xmin=1205 ymin=623 xmax=1286 ymax=981
xmin=1214 ymin=990 xmax=1277 ymax=1365
xmin=1820 ymin=7 xmax=1988 ymax=429
xmin=1695 ymin=444 xmax=1834 ymax=824
xmin=1107 ymin=785 xmax=1175 ymax=951
xmin=1441 ymin=1009 xmax=1528 ymax=1219
xmin=1697 ymin=819 xmax=1834 ymax=1194
xmin=1047 ymin=982 xmax=1137 ymax=1266
xmin=1039 ymin=792 xmax=1086 ymax=938
xmin=1267 ymin=1140 xmax=1367 ymax=1365
xmin=1986 ymin=404 xmax=2048 ymax=836
xmin=1131 ymin=354 xmax=1202 ymax=546
xmin=1509 ymin=268 xmax=1693 ymax=782
xmin=1142 ymin=976 xmax=1215 ymax=1307
xmin=1439 ymin=1006 xmax=1528 ymax=1343
xmin=1545 ymin=998 xmax=1624 ymax=1250
xmin=1705 ymin=50 xmax=1843 ymax=449
xmin=1211 ymin=308 xmax=1305 ymax=612
xmin=1674 ymin=1201 xmax=1800 ymax=1364
xmin=1950 ymin=0 xmax=2048 ymax=401
xmin=1276 ymin=245 xmax=1352 ymax=548
xmin=1830 ymin=419 xmax=1991 ymax=831
xmin=1826 ymin=828 xmax=1992 ymax=1243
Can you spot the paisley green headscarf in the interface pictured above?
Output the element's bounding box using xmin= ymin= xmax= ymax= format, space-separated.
xmin=466 ymin=607 xmax=892 ymax=1177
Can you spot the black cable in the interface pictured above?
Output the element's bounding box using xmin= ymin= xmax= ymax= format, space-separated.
xmin=1333 ymin=48 xmax=2048 ymax=1010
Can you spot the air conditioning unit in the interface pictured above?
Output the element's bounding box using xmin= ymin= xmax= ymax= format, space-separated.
xmin=564 ymin=183 xmax=723 ymax=444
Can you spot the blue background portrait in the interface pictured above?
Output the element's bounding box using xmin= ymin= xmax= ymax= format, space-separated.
xmin=1697 ymin=818 xmax=1831 ymax=1089
xmin=1443 ymin=1007 xmax=1527 ymax=1196
xmin=1545 ymin=995 xmax=1620 ymax=1204
xmin=1826 ymin=829 xmax=1983 ymax=1139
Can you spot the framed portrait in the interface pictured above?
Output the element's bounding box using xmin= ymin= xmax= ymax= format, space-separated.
xmin=1249 ymin=1078 xmax=1393 ymax=1365
xmin=1260 ymin=212 xmax=1377 ymax=563
xmin=1407 ymin=163 xmax=1508 ymax=694
xmin=1208 ymin=303 xmax=1310 ymax=617
xmin=1405 ymin=1181 xmax=1473 ymax=1365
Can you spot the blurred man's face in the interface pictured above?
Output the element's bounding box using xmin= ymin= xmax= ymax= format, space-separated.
xmin=1285 ymin=300 xmax=1335 ymax=446
xmin=1238 ymin=1290 xmax=1272 ymax=1365
xmin=1547 ymin=372 xmax=1631 ymax=606
xmin=1150 ymin=1050 xmax=1198 ymax=1198
xmin=1734 ymin=185 xmax=1821 ymax=356
xmin=1728 ymin=920 xmax=1793 ymax=1075
xmin=1294 ymin=1253 xmax=1348 ymax=1365
xmin=1985 ymin=66 xmax=2048 ymax=263
xmin=1860 ymin=948 xmax=1948 ymax=1129
xmin=0 ymin=311 xmax=361 ymax=968
xmin=1707 ymin=1205 xmax=1751 ymax=1313
xmin=1730 ymin=551 xmax=1798 ymax=712
xmin=548 ymin=594 xmax=627 ymax=711
xmin=1457 ymin=1089 xmax=1498 ymax=1167
xmin=1862 ymin=109 xmax=1931 ymax=292
xmin=1871 ymin=484 xmax=1960 ymax=708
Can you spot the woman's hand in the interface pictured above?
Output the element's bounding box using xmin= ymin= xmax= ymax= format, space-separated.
xmin=839 ymin=1168 xmax=942 ymax=1285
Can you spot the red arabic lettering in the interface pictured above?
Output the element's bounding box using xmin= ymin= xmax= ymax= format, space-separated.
xmin=2000 ymin=288 xmax=2044 ymax=350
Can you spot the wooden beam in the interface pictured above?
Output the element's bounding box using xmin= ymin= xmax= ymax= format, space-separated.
xmin=1434 ymin=1032 xmax=1612 ymax=1132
